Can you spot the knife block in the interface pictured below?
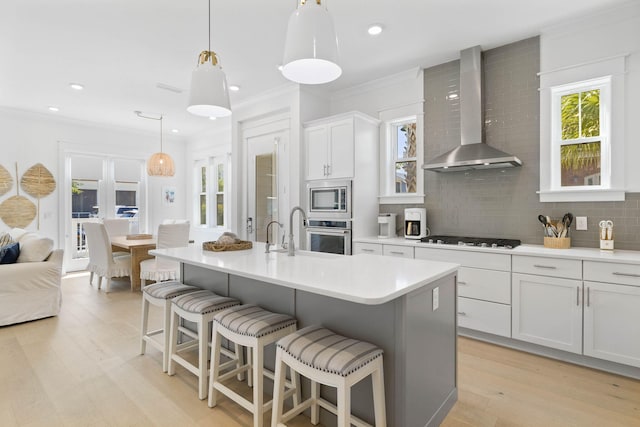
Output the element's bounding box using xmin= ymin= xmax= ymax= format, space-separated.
xmin=544 ymin=237 xmax=571 ymax=249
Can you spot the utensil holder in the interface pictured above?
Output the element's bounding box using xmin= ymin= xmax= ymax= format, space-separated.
xmin=544 ymin=237 xmax=571 ymax=249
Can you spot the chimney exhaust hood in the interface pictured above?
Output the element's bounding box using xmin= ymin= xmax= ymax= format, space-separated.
xmin=423 ymin=46 xmax=522 ymax=172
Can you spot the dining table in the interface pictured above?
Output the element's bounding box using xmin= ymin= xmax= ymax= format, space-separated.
xmin=109 ymin=235 xmax=156 ymax=291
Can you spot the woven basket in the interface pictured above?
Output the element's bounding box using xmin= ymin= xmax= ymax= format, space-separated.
xmin=544 ymin=237 xmax=571 ymax=249
xmin=203 ymin=240 xmax=253 ymax=252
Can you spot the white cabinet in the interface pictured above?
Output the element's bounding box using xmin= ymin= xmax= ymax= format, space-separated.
xmin=511 ymin=273 xmax=583 ymax=354
xmin=416 ymin=247 xmax=512 ymax=337
xmin=383 ymin=244 xmax=414 ymax=259
xmin=305 ymin=119 xmax=354 ymax=180
xmin=353 ymin=242 xmax=383 ymax=255
xmin=583 ymin=261 xmax=640 ymax=368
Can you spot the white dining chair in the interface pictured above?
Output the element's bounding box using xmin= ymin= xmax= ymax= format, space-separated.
xmin=103 ymin=218 xmax=130 ymax=257
xmin=140 ymin=222 xmax=190 ymax=287
xmin=84 ymin=222 xmax=132 ymax=293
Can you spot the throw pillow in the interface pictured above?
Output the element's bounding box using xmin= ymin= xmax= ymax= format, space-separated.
xmin=0 ymin=242 xmax=20 ymax=264
xmin=9 ymin=228 xmax=28 ymax=241
xmin=0 ymin=232 xmax=14 ymax=247
xmin=16 ymin=233 xmax=54 ymax=262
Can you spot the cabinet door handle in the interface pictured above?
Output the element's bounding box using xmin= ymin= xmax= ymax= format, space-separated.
xmin=327 ymin=164 xmax=331 ymax=176
xmin=457 ymin=281 xmax=467 ymax=285
xmin=576 ymin=286 xmax=580 ymax=306
xmin=534 ymin=264 xmax=557 ymax=269
xmin=323 ymin=165 xmax=327 ymax=176
xmin=389 ymin=251 xmax=404 ymax=255
xmin=612 ymin=272 xmax=640 ymax=278
xmin=587 ymin=287 xmax=590 ymax=307
xmin=361 ymin=248 xmax=374 ymax=253
xmin=457 ymin=312 xmax=467 ymax=316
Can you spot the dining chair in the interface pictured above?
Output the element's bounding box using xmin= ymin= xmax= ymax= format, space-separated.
xmin=140 ymin=222 xmax=190 ymax=287
xmin=161 ymin=219 xmax=190 ymax=224
xmin=103 ymin=218 xmax=130 ymax=257
xmin=84 ymin=222 xmax=132 ymax=293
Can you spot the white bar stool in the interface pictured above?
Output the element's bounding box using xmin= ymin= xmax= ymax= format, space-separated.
xmin=167 ymin=290 xmax=241 ymax=400
xmin=208 ymin=304 xmax=299 ymax=427
xmin=271 ymin=325 xmax=386 ymax=427
xmin=140 ymin=280 xmax=200 ymax=372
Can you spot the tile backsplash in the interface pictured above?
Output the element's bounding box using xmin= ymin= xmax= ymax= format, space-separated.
xmin=380 ymin=36 xmax=640 ymax=250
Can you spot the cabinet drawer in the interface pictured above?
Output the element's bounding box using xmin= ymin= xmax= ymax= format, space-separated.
xmin=415 ymin=247 xmax=510 ymax=271
xmin=383 ymin=244 xmax=414 ymax=259
xmin=512 ymin=255 xmax=581 ymax=280
xmin=584 ymin=261 xmax=640 ymax=287
xmin=458 ymin=267 xmax=510 ymax=304
xmin=353 ymin=242 xmax=382 ymax=256
xmin=458 ymin=297 xmax=511 ymax=337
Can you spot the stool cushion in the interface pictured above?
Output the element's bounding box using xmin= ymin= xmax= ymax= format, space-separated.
xmin=214 ymin=304 xmax=296 ymax=338
xmin=143 ymin=281 xmax=199 ymax=300
xmin=172 ymin=290 xmax=239 ymax=314
xmin=277 ymin=325 xmax=383 ymax=377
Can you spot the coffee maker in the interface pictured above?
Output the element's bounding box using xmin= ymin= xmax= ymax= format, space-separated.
xmin=404 ymin=208 xmax=427 ymax=239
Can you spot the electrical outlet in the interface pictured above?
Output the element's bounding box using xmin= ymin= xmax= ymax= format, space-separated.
xmin=576 ymin=216 xmax=588 ymax=230
xmin=432 ymin=287 xmax=439 ymax=311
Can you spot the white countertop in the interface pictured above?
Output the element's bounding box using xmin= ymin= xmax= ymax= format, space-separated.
xmin=354 ymin=236 xmax=640 ymax=264
xmin=150 ymin=245 xmax=459 ymax=305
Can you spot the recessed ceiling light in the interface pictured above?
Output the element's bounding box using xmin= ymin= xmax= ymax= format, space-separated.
xmin=69 ymin=83 xmax=84 ymax=90
xmin=209 ymin=116 xmax=217 ymax=121
xmin=367 ymin=24 xmax=383 ymax=36
xmin=48 ymin=106 xmax=59 ymax=112
xmin=171 ymin=129 xmax=179 ymax=133
xmin=229 ymin=85 xmax=240 ymax=92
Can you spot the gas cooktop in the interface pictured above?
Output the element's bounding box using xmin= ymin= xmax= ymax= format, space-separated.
xmin=419 ymin=235 xmax=521 ymax=249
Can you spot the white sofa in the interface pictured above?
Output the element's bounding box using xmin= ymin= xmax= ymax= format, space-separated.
xmin=0 ymin=229 xmax=64 ymax=326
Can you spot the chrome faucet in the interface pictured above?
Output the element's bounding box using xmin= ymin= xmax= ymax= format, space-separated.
xmin=265 ymin=220 xmax=283 ymax=253
xmin=288 ymin=206 xmax=308 ymax=256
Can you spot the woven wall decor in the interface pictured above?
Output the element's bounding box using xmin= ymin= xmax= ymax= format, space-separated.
xmin=0 ymin=165 xmax=12 ymax=197
xmin=0 ymin=164 xmax=36 ymax=228
xmin=20 ymin=163 xmax=56 ymax=229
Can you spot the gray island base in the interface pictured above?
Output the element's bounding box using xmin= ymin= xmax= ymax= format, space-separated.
xmin=152 ymin=246 xmax=459 ymax=426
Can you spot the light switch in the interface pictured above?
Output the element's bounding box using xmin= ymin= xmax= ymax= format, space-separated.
xmin=576 ymin=216 xmax=588 ymax=230
xmin=432 ymin=287 xmax=439 ymax=311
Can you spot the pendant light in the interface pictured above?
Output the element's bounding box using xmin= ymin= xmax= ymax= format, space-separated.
xmin=282 ymin=0 xmax=341 ymax=85
xmin=136 ymin=111 xmax=176 ymax=177
xmin=187 ymin=0 xmax=231 ymax=118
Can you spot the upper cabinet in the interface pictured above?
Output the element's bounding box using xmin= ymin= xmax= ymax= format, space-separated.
xmin=304 ymin=112 xmax=379 ymax=181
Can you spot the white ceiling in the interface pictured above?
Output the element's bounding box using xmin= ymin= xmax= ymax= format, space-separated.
xmin=0 ymin=0 xmax=631 ymax=138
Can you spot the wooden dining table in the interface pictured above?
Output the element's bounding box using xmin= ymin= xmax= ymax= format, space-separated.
xmin=110 ymin=235 xmax=156 ymax=291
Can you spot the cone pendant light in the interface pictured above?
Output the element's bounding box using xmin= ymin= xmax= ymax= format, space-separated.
xmin=187 ymin=0 xmax=231 ymax=117
xmin=282 ymin=0 xmax=341 ymax=85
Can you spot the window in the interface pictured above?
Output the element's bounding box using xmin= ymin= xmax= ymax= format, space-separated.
xmin=551 ymin=77 xmax=610 ymax=190
xmin=393 ymin=121 xmax=418 ymax=194
xmin=379 ymin=102 xmax=424 ymax=204
xmin=194 ymin=155 xmax=228 ymax=227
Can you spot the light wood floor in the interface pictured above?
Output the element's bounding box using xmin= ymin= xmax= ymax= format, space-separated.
xmin=1 ymin=273 xmax=639 ymax=427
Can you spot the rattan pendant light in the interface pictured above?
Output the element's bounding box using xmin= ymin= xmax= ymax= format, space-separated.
xmin=282 ymin=0 xmax=341 ymax=85
xmin=137 ymin=111 xmax=175 ymax=177
xmin=187 ymin=0 xmax=231 ymax=118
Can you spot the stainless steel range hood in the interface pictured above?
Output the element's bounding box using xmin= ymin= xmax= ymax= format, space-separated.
xmin=423 ymin=46 xmax=522 ymax=172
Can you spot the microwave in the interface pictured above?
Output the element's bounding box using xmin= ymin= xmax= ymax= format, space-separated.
xmin=307 ymin=180 xmax=352 ymax=219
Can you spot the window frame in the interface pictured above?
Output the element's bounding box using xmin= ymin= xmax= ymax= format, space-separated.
xmin=194 ymin=154 xmax=229 ymax=228
xmin=550 ymin=76 xmax=611 ymax=191
xmin=379 ymin=103 xmax=424 ymax=205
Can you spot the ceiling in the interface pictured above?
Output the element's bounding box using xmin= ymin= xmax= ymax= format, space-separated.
xmin=0 ymin=0 xmax=631 ymax=138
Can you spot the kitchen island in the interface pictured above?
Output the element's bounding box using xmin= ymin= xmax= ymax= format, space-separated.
xmin=151 ymin=245 xmax=459 ymax=427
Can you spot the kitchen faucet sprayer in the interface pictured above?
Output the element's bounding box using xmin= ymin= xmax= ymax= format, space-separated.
xmin=288 ymin=206 xmax=307 ymax=256
xmin=265 ymin=220 xmax=283 ymax=253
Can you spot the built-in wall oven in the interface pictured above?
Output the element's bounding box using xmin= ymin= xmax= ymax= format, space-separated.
xmin=306 ymin=219 xmax=352 ymax=255
xmin=307 ymin=180 xmax=351 ymax=219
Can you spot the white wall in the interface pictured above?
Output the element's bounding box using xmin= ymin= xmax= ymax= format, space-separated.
xmin=0 ymin=108 xmax=186 ymax=248
xmin=540 ymin=1 xmax=640 ymax=192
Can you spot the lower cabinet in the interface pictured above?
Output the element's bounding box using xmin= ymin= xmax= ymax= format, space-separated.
xmin=352 ymin=242 xmax=383 ymax=255
xmin=583 ymin=281 xmax=640 ymax=368
xmin=458 ymin=297 xmax=511 ymax=337
xmin=382 ymin=244 xmax=414 ymax=258
xmin=511 ymin=273 xmax=583 ymax=354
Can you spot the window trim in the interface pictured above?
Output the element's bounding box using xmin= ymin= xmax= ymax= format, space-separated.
xmin=379 ymin=103 xmax=424 ymax=205
xmin=193 ymin=154 xmax=229 ymax=228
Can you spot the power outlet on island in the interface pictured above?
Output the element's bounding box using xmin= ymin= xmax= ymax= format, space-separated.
xmin=432 ymin=287 xmax=439 ymax=311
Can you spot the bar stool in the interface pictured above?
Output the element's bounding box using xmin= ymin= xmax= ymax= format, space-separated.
xmin=271 ymin=325 xmax=387 ymax=427
xmin=167 ymin=290 xmax=241 ymax=400
xmin=208 ymin=304 xmax=299 ymax=427
xmin=140 ymin=280 xmax=200 ymax=372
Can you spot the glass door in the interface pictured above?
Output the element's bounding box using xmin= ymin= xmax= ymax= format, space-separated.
xmin=248 ymin=136 xmax=279 ymax=243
